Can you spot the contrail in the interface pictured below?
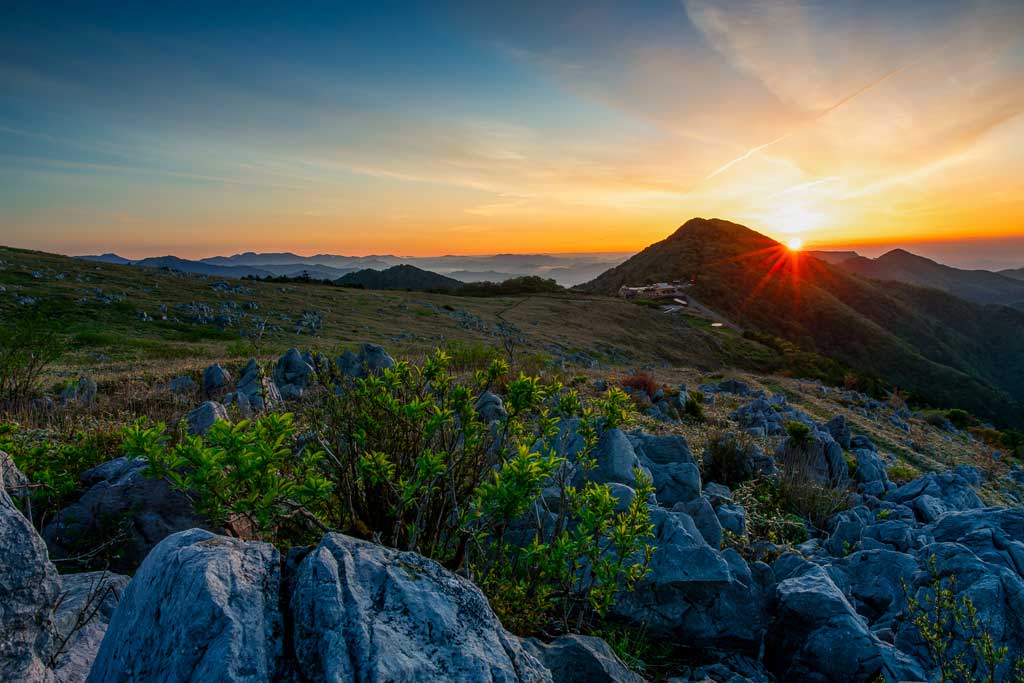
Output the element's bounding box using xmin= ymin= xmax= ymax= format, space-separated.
xmin=704 ymin=63 xmax=910 ymax=180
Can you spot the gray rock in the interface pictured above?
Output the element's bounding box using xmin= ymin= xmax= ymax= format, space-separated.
xmin=774 ymin=432 xmax=849 ymax=488
xmin=226 ymin=360 xmax=280 ymax=415
xmin=185 ymin=400 xmax=229 ymax=435
xmin=1 ymin=484 xmax=60 ymax=682
xmin=887 ymin=470 xmax=983 ymax=523
xmin=765 ymin=564 xmax=925 ymax=682
xmin=52 ymin=572 xmax=130 ymax=683
xmin=166 ymin=375 xmax=197 ymax=395
xmin=628 ymin=432 xmax=696 ymax=467
xmin=61 ymin=376 xmax=98 ymax=407
xmin=825 ymin=415 xmax=852 ymax=450
xmin=291 ymin=533 xmax=550 ymax=682
xmin=588 ymin=429 xmax=644 ymax=487
xmin=851 ymin=448 xmax=889 ymax=486
xmin=716 ymin=504 xmax=747 ymax=537
xmin=1 ymin=449 xmax=29 ymax=497
xmin=613 ymin=507 xmax=766 ymax=650
xmin=43 ymin=458 xmax=207 ymax=573
xmin=476 ymin=391 xmax=508 ymax=423
xmin=274 ymin=348 xmax=315 ymax=400
xmin=523 ymin=635 xmax=642 ymax=683
xmin=683 ymin=496 xmax=723 ymax=548
xmin=359 ymin=343 xmax=396 ymax=375
xmin=202 ymin=363 xmax=232 ymax=398
xmin=87 ymin=529 xmax=282 ymax=683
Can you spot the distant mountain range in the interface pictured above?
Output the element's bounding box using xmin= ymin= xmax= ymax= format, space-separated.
xmin=580 ymin=218 xmax=1024 ymax=427
xmin=75 ymin=250 xmax=630 ymax=287
xmin=814 ymin=249 xmax=1024 ymax=310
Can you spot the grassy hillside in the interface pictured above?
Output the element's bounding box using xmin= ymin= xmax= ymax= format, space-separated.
xmin=579 ymin=218 xmax=1024 ymax=427
xmin=0 ymin=245 xmax=826 ymax=391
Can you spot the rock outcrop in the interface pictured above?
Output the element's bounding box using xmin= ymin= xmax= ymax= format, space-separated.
xmin=87 ymin=529 xmax=282 ymax=683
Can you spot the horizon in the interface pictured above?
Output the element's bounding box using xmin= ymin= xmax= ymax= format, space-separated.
xmin=2 ymin=1 xmax=1023 ymax=266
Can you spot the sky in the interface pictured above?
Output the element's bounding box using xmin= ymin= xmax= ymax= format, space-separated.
xmin=1 ymin=1 xmax=1023 ymax=269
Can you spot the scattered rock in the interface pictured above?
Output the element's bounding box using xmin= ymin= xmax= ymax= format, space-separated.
xmin=523 ymin=635 xmax=643 ymax=683
xmin=202 ymin=363 xmax=231 ymax=398
xmin=185 ymin=401 xmax=229 ymax=435
xmin=274 ymin=348 xmax=315 ymax=400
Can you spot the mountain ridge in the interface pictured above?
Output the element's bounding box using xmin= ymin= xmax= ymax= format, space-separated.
xmin=579 ymin=217 xmax=1024 ymax=427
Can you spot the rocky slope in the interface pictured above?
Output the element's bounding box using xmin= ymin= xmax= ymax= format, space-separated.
xmin=4 ymin=345 xmax=1024 ymax=681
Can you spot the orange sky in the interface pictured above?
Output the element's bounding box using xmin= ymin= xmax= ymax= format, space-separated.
xmin=1 ymin=1 xmax=1022 ymax=266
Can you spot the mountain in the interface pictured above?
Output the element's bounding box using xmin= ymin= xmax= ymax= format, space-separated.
xmin=255 ymin=263 xmax=355 ymax=280
xmin=1000 ymin=267 xmax=1024 ymax=281
xmin=805 ymin=250 xmax=861 ymax=265
xmin=133 ymin=256 xmax=274 ymax=279
xmin=580 ymin=217 xmax=1024 ymax=427
xmin=446 ymin=270 xmax=526 ymax=283
xmin=77 ymin=253 xmax=132 ymax=265
xmin=834 ymin=249 xmax=1024 ymax=309
xmin=187 ymin=251 xmax=631 ymax=286
xmin=336 ymin=265 xmax=462 ymax=291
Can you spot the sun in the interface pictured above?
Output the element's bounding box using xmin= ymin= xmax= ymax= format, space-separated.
xmin=787 ymin=237 xmax=804 ymax=251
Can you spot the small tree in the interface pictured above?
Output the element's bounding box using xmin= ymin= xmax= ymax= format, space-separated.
xmin=0 ymin=310 xmax=64 ymax=405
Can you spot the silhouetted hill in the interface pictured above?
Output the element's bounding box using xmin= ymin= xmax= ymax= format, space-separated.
xmin=580 ymin=218 xmax=1024 ymax=427
xmin=999 ymin=267 xmax=1024 ymax=281
xmin=77 ymin=253 xmax=132 ymax=265
xmin=133 ymin=256 xmax=274 ymax=279
xmin=336 ymin=265 xmax=461 ymax=291
xmin=805 ymin=250 xmax=861 ymax=265
xmin=835 ymin=249 xmax=1024 ymax=309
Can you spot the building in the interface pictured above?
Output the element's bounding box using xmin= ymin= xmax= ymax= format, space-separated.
xmin=618 ymin=280 xmax=691 ymax=300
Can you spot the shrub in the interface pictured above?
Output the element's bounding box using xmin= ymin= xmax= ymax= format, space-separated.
xmin=902 ymin=555 xmax=1024 ymax=682
xmin=1001 ymin=430 xmax=1024 ymax=459
xmin=888 ymin=462 xmax=918 ymax=485
xmin=0 ymin=311 xmax=64 ymax=406
xmin=134 ymin=349 xmax=654 ymax=635
xmin=775 ymin=436 xmax=852 ymax=529
xmin=621 ymin=372 xmax=658 ymax=398
xmin=702 ymin=432 xmax=753 ymax=487
xmin=785 ymin=420 xmax=811 ymax=443
xmin=684 ymin=390 xmax=706 ymax=422
xmin=124 ymin=413 xmax=331 ymax=543
xmin=1 ymin=422 xmax=118 ymax=528
xmin=946 ymin=409 xmax=972 ymax=431
xmin=731 ymin=478 xmax=808 ymax=547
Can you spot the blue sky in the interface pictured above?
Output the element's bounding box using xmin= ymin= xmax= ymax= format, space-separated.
xmin=1 ymin=1 xmax=1022 ymax=267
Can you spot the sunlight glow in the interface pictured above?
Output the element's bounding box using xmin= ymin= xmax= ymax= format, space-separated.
xmin=787 ymin=237 xmax=804 ymax=251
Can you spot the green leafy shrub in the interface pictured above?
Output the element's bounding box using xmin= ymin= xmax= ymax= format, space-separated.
xmin=785 ymin=420 xmax=811 ymax=442
xmin=902 ymin=556 xmax=1024 ymax=682
xmin=124 ymin=413 xmax=331 ymax=542
xmin=0 ymin=310 xmax=64 ymax=405
xmin=684 ymin=390 xmax=705 ymax=422
xmin=1 ymin=422 xmax=118 ymax=528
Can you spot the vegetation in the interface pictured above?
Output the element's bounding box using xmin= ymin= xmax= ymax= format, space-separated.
xmin=731 ymin=478 xmax=808 ymax=548
xmin=456 ymin=275 xmax=564 ymax=297
xmin=124 ymin=351 xmax=655 ymax=635
xmin=0 ymin=310 xmax=64 ymax=406
xmin=902 ymin=556 xmax=1024 ymax=682
xmin=621 ymin=371 xmax=658 ymax=398
xmin=1 ymin=422 xmax=119 ymax=527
